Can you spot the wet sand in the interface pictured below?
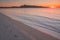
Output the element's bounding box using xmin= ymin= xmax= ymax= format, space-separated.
xmin=0 ymin=13 xmax=59 ymax=40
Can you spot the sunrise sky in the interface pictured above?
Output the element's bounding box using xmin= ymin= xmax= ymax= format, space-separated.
xmin=0 ymin=0 xmax=60 ymax=7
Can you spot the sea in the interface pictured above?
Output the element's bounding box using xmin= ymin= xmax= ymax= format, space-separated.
xmin=0 ymin=8 xmax=60 ymax=39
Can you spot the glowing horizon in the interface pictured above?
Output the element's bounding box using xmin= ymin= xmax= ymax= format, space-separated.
xmin=0 ymin=0 xmax=60 ymax=7
xmin=0 ymin=3 xmax=60 ymax=7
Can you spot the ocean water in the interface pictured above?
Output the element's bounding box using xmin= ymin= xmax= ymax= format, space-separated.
xmin=0 ymin=8 xmax=60 ymax=19
xmin=0 ymin=8 xmax=60 ymax=39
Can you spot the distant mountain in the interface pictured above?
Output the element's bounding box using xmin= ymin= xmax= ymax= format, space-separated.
xmin=0 ymin=5 xmax=48 ymax=8
xmin=20 ymin=5 xmax=47 ymax=8
xmin=0 ymin=5 xmax=60 ymax=8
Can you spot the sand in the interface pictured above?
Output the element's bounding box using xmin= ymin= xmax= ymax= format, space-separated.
xmin=0 ymin=13 xmax=59 ymax=40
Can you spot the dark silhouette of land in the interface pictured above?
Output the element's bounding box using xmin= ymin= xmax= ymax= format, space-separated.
xmin=20 ymin=5 xmax=47 ymax=8
xmin=0 ymin=5 xmax=48 ymax=8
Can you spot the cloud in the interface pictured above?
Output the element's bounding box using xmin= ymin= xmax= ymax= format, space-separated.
xmin=0 ymin=0 xmax=59 ymax=4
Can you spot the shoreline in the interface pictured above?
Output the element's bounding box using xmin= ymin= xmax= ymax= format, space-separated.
xmin=0 ymin=13 xmax=59 ymax=40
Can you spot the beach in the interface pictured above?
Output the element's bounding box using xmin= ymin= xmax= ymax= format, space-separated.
xmin=0 ymin=13 xmax=60 ymax=40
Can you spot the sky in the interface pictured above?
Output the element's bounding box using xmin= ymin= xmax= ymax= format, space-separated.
xmin=0 ymin=0 xmax=60 ymax=7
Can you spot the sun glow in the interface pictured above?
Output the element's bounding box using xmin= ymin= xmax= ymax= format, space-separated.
xmin=49 ymin=6 xmax=56 ymax=8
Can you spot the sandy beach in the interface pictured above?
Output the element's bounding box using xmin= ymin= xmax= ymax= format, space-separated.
xmin=0 ymin=13 xmax=59 ymax=40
